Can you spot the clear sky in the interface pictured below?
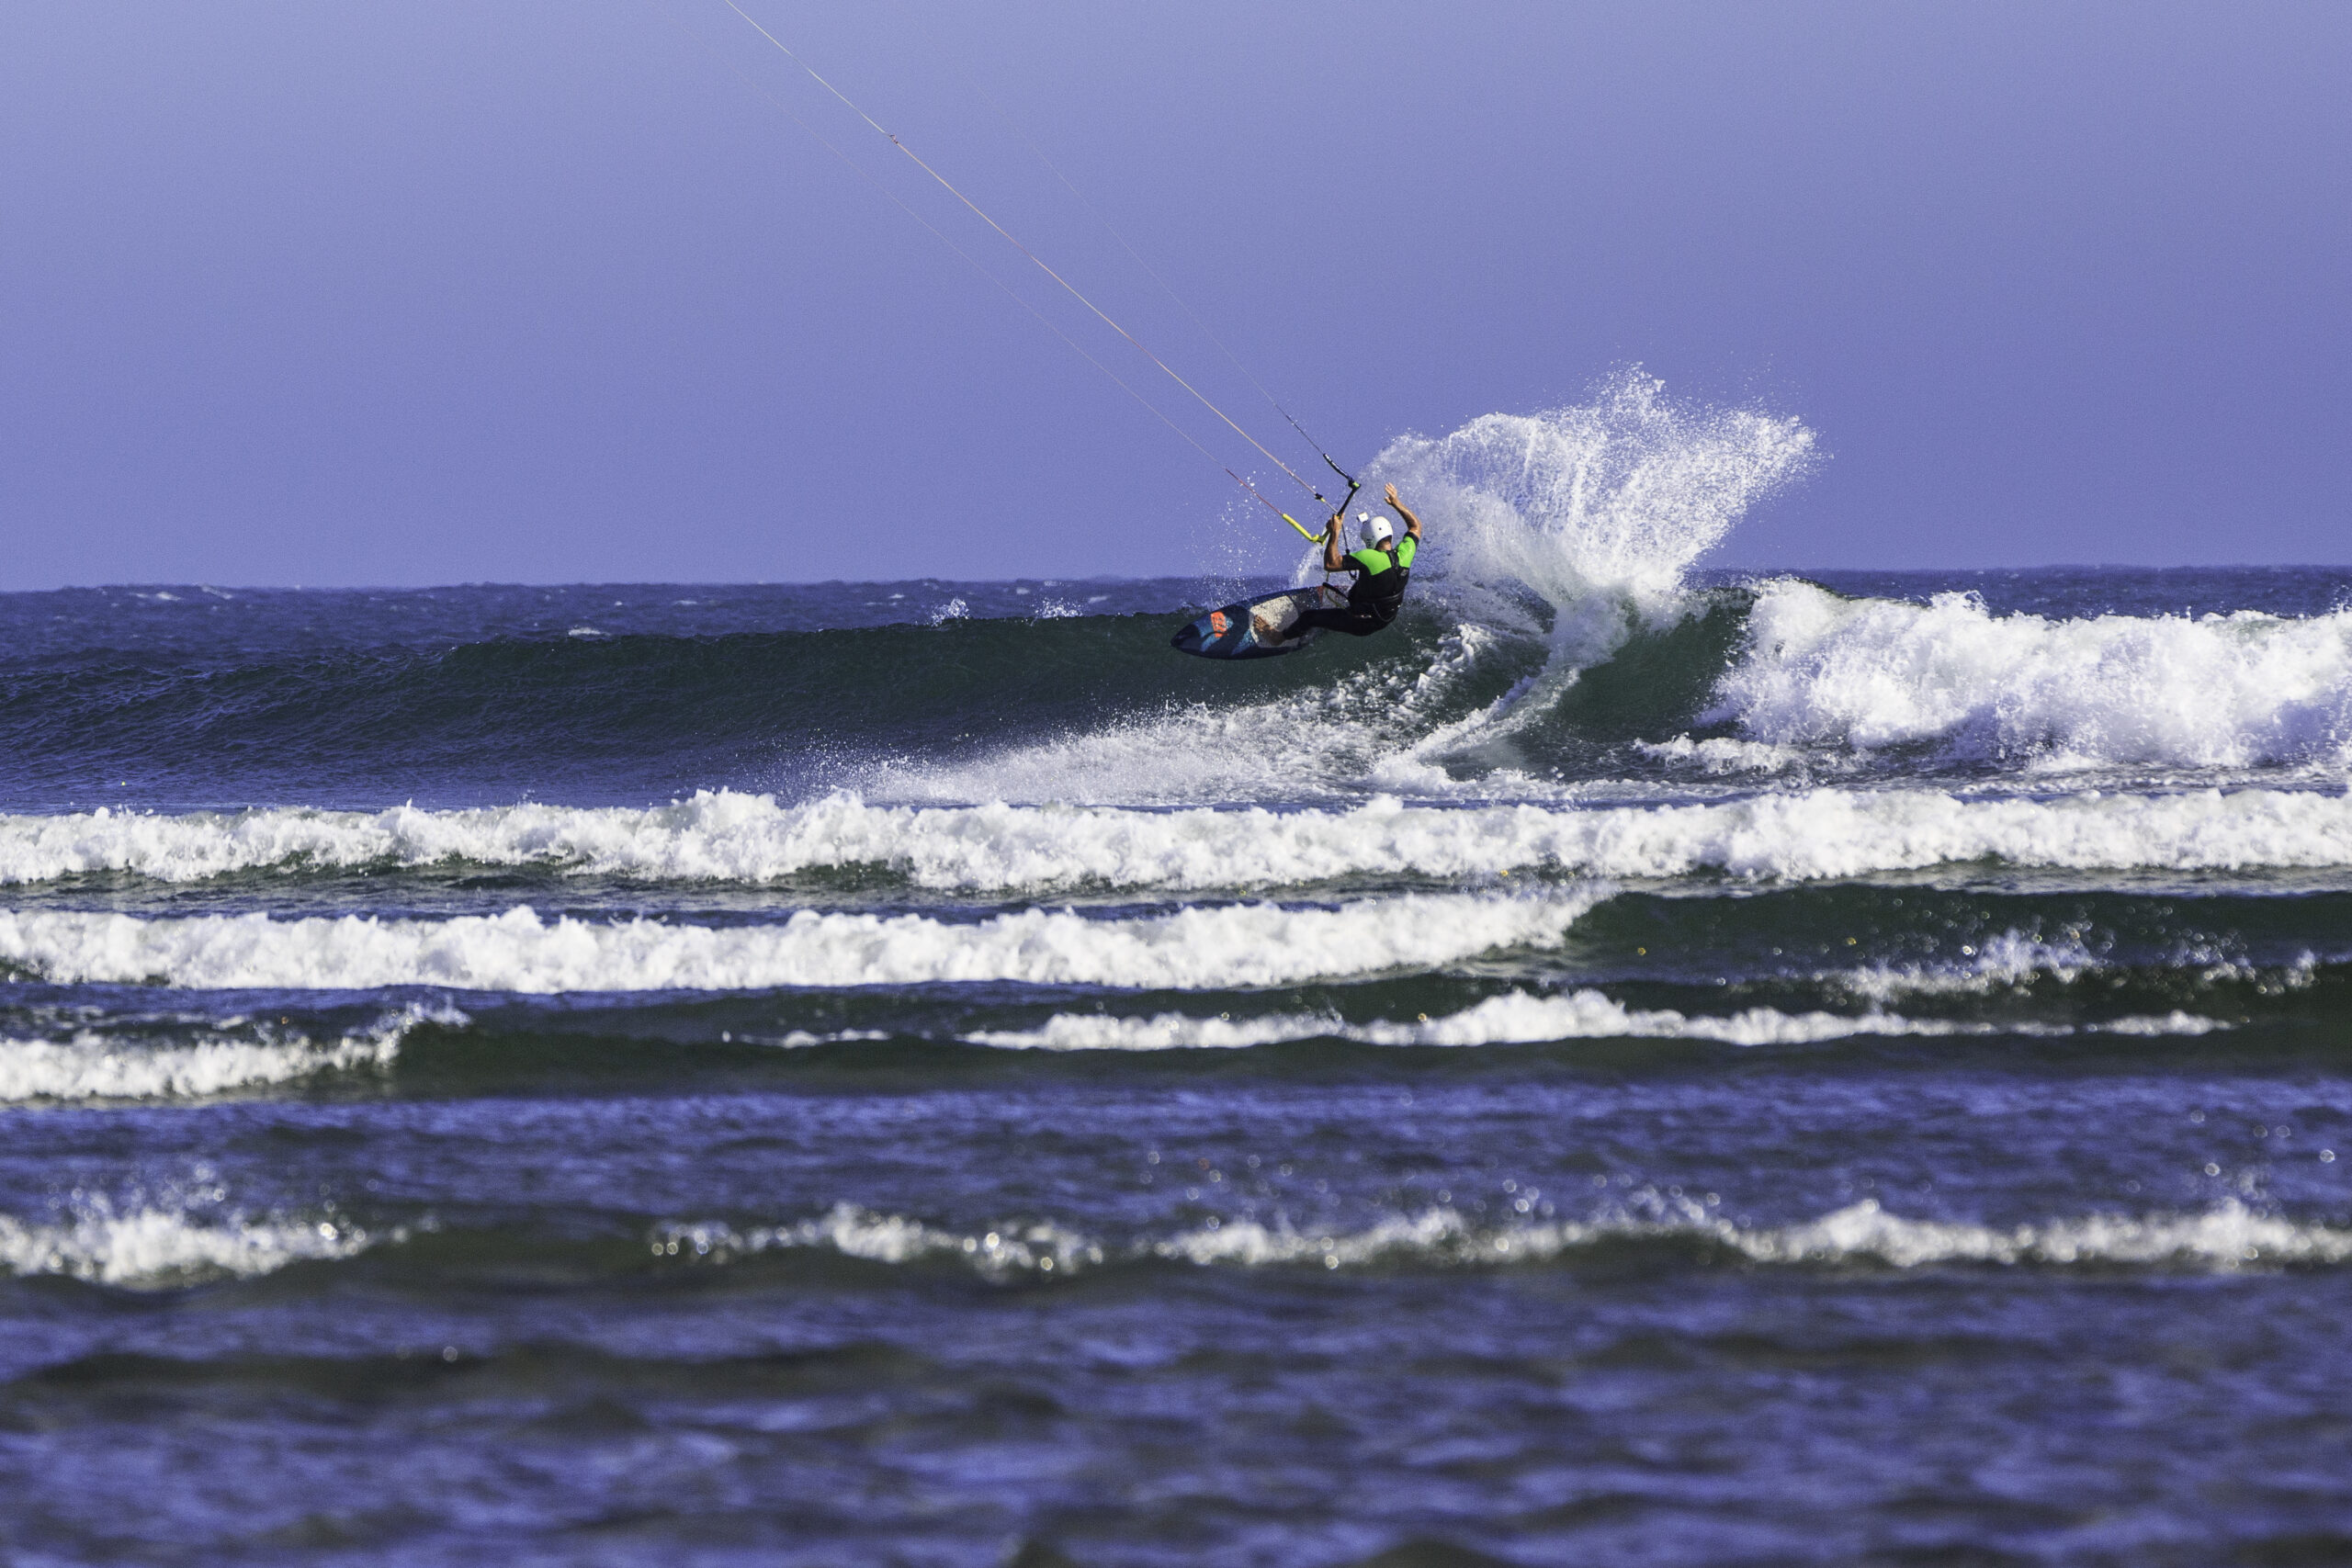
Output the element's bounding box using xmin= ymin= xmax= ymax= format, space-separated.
xmin=3 ymin=1 xmax=2346 ymax=587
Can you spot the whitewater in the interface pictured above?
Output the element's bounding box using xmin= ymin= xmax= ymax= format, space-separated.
xmin=11 ymin=783 xmax=2349 ymax=893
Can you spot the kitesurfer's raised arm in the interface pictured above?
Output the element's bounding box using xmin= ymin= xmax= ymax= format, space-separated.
xmin=1385 ymin=483 xmax=1423 ymax=542
xmin=1321 ymin=508 xmax=1351 ymax=573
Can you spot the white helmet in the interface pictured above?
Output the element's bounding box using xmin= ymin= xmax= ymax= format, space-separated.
xmin=1357 ymin=511 xmax=1395 ymax=547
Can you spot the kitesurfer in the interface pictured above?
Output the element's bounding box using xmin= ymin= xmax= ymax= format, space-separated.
xmin=1283 ymin=482 xmax=1423 ymax=639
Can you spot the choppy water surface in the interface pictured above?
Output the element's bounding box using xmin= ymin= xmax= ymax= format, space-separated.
xmin=6 ymin=393 xmax=2352 ymax=1564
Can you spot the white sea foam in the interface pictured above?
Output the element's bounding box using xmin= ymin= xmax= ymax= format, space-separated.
xmin=0 ymin=1034 xmax=348 ymax=1103
xmin=0 ymin=1005 xmax=453 ymax=1103
xmin=1728 ymin=1197 xmax=2352 ymax=1269
xmin=967 ymin=989 xmax=2225 ymax=1052
xmin=1634 ymin=735 xmax=1809 ymax=774
xmin=1355 ymin=991 xmax=1963 ymax=1047
xmin=0 ymin=1206 xmax=379 ymax=1288
xmin=968 ymin=1010 xmax=1338 ymax=1050
xmin=1839 ymin=929 xmax=2105 ymax=1005
xmin=0 ymin=892 xmax=1600 ymax=993
xmin=1713 ymin=579 xmax=2352 ymax=770
xmin=767 ymin=1028 xmax=893 ymax=1048
xmin=1163 ymin=1197 xmax=2352 ymax=1271
xmin=2095 ymin=1010 xmax=2226 ymax=1037
xmin=860 ymin=685 xmax=1396 ymax=807
xmin=646 ymin=1196 xmax=2352 ymax=1280
xmin=8 ymin=784 xmax=2350 ymax=895
xmin=866 ymin=620 xmax=1510 ymax=807
xmin=651 ymin=1204 xmax=1102 ymax=1280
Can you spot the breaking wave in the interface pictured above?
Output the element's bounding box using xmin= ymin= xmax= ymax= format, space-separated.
xmin=8 ymin=784 xmax=2351 ymax=894
xmin=0 ymin=893 xmax=1602 ymax=993
xmin=1708 ymin=579 xmax=2352 ymax=771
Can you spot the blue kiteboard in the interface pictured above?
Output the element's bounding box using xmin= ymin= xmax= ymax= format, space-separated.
xmin=1170 ymin=584 xmax=1345 ymax=660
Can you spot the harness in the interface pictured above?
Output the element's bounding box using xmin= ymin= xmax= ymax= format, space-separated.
xmin=1345 ymin=539 xmax=1411 ymax=624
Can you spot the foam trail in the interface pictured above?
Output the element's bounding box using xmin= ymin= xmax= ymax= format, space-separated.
xmin=967 ymin=990 xmax=2226 ymax=1051
xmin=1713 ymin=579 xmax=2352 ymax=769
xmin=651 ymin=1204 xmax=1102 ymax=1280
xmin=0 ymin=892 xmax=1602 ymax=993
xmin=1167 ymin=1197 xmax=2352 ymax=1271
xmin=9 ymin=784 xmax=2350 ymax=894
xmin=857 ymin=682 xmax=1407 ymax=807
xmin=864 ymin=620 xmax=1514 ymax=806
xmin=643 ymin=1197 xmax=2352 ymax=1279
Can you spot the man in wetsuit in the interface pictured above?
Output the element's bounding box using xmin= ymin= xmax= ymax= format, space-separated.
xmin=1286 ymin=481 xmax=1423 ymax=639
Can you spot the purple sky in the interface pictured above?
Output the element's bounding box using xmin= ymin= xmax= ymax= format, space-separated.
xmin=3 ymin=1 xmax=2346 ymax=586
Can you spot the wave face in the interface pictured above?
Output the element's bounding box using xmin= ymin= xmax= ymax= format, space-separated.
xmin=7 ymin=380 xmax=2352 ymax=1562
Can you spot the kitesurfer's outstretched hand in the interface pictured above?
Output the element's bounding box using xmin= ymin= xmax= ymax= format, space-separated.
xmin=1385 ymin=483 xmax=1425 ymax=541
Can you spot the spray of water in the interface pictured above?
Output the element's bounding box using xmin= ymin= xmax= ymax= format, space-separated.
xmin=1370 ymin=369 xmax=1818 ymax=664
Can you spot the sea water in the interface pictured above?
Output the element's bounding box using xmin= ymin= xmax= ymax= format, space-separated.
xmin=4 ymin=387 xmax=2351 ymax=1563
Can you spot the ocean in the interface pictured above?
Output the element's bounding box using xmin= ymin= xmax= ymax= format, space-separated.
xmin=5 ymin=402 xmax=2351 ymax=1564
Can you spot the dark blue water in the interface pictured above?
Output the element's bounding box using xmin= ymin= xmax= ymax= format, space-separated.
xmin=4 ymin=563 xmax=2352 ymax=1565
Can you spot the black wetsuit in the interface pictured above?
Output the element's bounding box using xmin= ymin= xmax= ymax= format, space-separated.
xmin=1292 ymin=536 xmax=1414 ymax=637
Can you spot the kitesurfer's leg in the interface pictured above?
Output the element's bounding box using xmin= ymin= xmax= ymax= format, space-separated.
xmin=1290 ymin=607 xmax=1386 ymax=638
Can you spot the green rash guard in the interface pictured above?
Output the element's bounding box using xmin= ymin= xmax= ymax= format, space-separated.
xmin=1346 ymin=536 xmax=1417 ymax=577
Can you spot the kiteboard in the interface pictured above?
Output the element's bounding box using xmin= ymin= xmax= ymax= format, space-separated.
xmin=1170 ymin=584 xmax=1345 ymax=660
